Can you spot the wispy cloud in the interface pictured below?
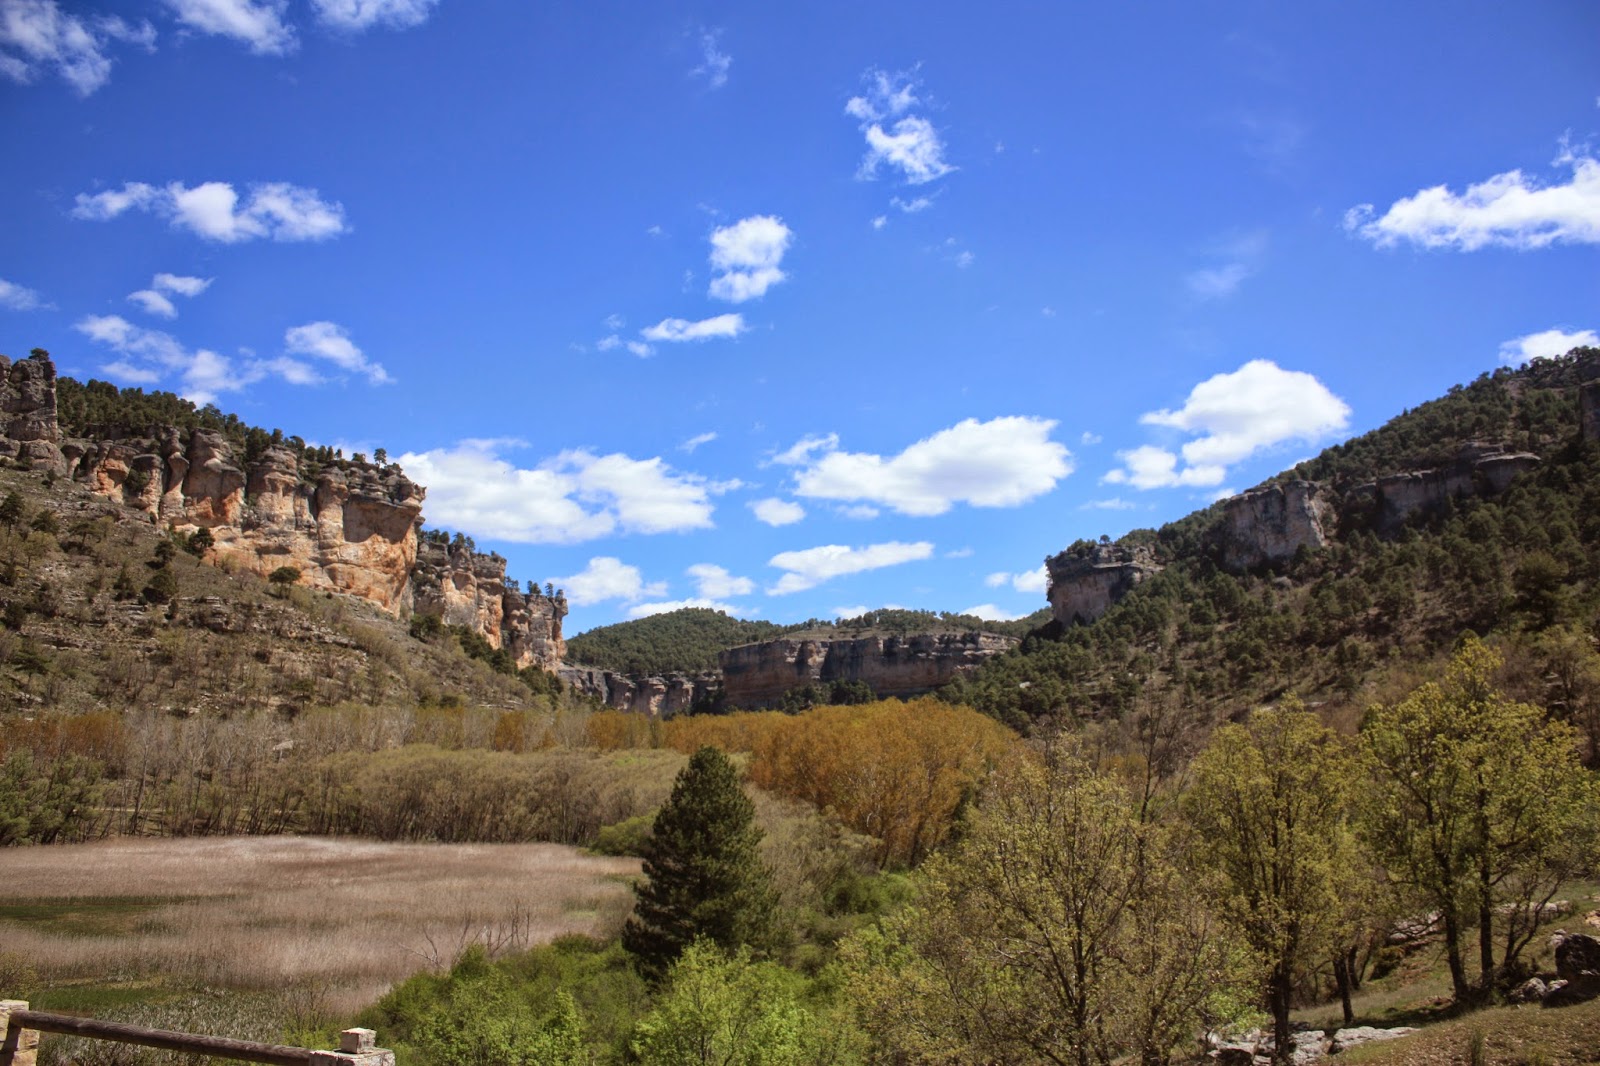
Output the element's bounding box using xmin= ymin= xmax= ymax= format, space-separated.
xmin=75 ymin=180 xmax=348 ymax=242
xmin=767 ymin=540 xmax=934 ymax=595
xmin=680 ymin=431 xmax=717 ymax=453
xmin=311 ymin=0 xmax=439 ymax=32
xmin=689 ymin=28 xmax=729 ymax=88
xmin=127 ymin=271 xmax=213 ymax=319
xmin=642 ymin=313 xmax=747 ymax=342
xmin=0 ymin=277 xmax=50 ymax=312
xmin=0 ymin=0 xmax=154 ymax=94
xmin=163 ymin=0 xmax=295 ymax=55
xmin=984 ymin=567 xmax=1048 ymax=594
xmin=846 ymin=67 xmax=955 ymax=185
xmin=284 ymin=321 xmax=391 ymax=384
xmin=1346 ymin=142 xmax=1600 ymax=251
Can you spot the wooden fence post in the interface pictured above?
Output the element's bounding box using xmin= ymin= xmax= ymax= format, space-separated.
xmin=309 ymin=1028 xmax=393 ymax=1066
xmin=0 ymin=1000 xmax=38 ymax=1066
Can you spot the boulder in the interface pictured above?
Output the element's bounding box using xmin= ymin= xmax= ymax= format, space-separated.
xmin=1553 ymin=930 xmax=1600 ymax=980
xmin=1327 ymin=1026 xmax=1418 ymax=1053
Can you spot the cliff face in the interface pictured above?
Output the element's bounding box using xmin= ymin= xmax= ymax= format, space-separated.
xmin=1217 ymin=480 xmax=1332 ymax=574
xmin=0 ymin=352 xmax=565 ymax=669
xmin=1363 ymin=442 xmax=1541 ymax=534
xmin=558 ymin=666 xmax=716 ymax=717
xmin=718 ymin=632 xmax=1016 ymax=709
xmin=1045 ymin=544 xmax=1161 ymax=627
xmin=411 ymin=541 xmax=567 ymax=670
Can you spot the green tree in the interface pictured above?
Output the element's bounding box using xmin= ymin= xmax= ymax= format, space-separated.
xmin=623 ymin=747 xmax=776 ymax=981
xmin=1359 ymin=637 xmax=1600 ymax=1001
xmin=630 ymin=943 xmax=820 ymax=1066
xmin=843 ymin=748 xmax=1252 ymax=1066
xmin=0 ymin=492 xmax=25 ymax=530
xmin=185 ymin=527 xmax=215 ymax=557
xmin=1184 ymin=707 xmax=1357 ymax=1065
xmin=141 ymin=566 xmax=178 ymax=605
xmin=268 ymin=565 xmax=302 ymax=596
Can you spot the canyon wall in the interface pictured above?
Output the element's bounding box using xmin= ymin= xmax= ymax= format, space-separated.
xmin=1362 ymin=442 xmax=1540 ymax=534
xmin=0 ymin=351 xmax=564 ymax=669
xmin=1045 ymin=543 xmax=1161 ymax=627
xmin=558 ymin=666 xmax=717 ymax=717
xmin=1217 ymin=480 xmax=1332 ymax=573
xmin=717 ymin=632 xmax=1016 ymax=709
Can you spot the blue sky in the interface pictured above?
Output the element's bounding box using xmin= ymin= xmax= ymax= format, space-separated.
xmin=2 ymin=1 xmax=1597 ymax=632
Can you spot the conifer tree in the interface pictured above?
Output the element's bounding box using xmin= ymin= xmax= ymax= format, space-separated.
xmin=623 ymin=746 xmax=775 ymax=981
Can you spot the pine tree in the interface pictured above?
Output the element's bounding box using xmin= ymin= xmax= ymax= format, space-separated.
xmin=623 ymin=746 xmax=775 ymax=981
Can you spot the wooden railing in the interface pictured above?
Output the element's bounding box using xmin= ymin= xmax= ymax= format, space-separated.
xmin=0 ymin=1001 xmax=392 ymax=1066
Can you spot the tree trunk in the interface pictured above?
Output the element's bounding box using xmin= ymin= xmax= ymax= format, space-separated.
xmin=1333 ymin=955 xmax=1355 ymax=1025
xmin=1271 ymin=963 xmax=1294 ymax=1066
xmin=1478 ymin=860 xmax=1497 ymax=997
xmin=1443 ymin=910 xmax=1471 ymax=1003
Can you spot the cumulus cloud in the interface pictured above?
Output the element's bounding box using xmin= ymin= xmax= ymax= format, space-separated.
xmin=750 ymin=497 xmax=805 ymax=526
xmin=782 ymin=416 xmax=1072 ymax=517
xmin=962 ymin=603 xmax=1027 ymax=622
xmin=1345 ymin=144 xmax=1600 ymax=251
xmin=0 ymin=0 xmax=154 ymax=95
xmin=1498 ymin=327 xmax=1599 ymax=366
xmin=0 ymin=277 xmax=48 ymax=311
xmin=846 ymin=67 xmax=954 ymax=185
xmin=984 ymin=567 xmax=1048 ymax=594
xmin=641 ymin=313 xmax=747 ymax=343
xmin=163 ymin=0 xmax=295 ymax=55
xmin=1105 ymin=360 xmax=1350 ymax=489
xmin=284 ymin=321 xmax=391 ymax=384
xmin=766 ymin=540 xmax=934 ymax=595
xmin=690 ymin=28 xmax=729 ymax=88
xmin=707 ymin=216 xmax=792 ymax=302
xmin=687 ymin=563 xmax=754 ymax=599
xmin=629 ymin=598 xmax=750 ymax=620
xmin=73 ymin=180 xmax=348 ymax=242
xmin=311 ymin=0 xmax=439 ymax=31
xmin=127 ymin=271 xmax=213 ymax=319
xmin=550 ymin=557 xmax=665 ymax=607
xmin=396 ymin=440 xmax=730 ymax=545
xmin=75 ymin=314 xmax=256 ymax=405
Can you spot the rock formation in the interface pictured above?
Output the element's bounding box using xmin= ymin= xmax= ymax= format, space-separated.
xmin=1364 ymin=442 xmax=1540 ymax=533
xmin=1217 ymin=480 xmax=1331 ymax=573
xmin=558 ymin=666 xmax=717 ymax=717
xmin=410 ymin=540 xmax=566 ymax=670
xmin=1045 ymin=543 xmax=1162 ymax=627
xmin=717 ymin=632 xmax=1015 ymax=709
xmin=0 ymin=352 xmax=566 ymax=669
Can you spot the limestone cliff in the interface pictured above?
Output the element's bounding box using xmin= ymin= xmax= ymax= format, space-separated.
xmin=718 ymin=632 xmax=1016 ymax=709
xmin=1045 ymin=543 xmax=1161 ymax=627
xmin=410 ymin=540 xmax=567 ymax=670
xmin=1362 ymin=442 xmax=1540 ymax=534
xmin=0 ymin=352 xmax=565 ymax=670
xmin=558 ymin=666 xmax=716 ymax=717
xmin=1217 ymin=480 xmax=1332 ymax=574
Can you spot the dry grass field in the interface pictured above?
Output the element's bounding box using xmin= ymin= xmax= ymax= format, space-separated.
xmin=0 ymin=836 xmax=640 ymax=1017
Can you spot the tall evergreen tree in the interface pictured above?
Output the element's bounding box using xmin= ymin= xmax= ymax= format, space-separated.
xmin=623 ymin=746 xmax=775 ymax=981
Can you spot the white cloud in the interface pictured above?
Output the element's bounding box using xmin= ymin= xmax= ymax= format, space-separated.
xmin=707 ymin=215 xmax=792 ymax=303
xmin=163 ymin=0 xmax=295 ymax=55
xmin=626 ymin=340 xmax=654 ymax=358
xmin=687 ymin=563 xmax=754 ymax=599
xmin=75 ymin=314 xmax=253 ymax=404
xmin=153 ymin=272 xmax=212 ymax=297
xmin=1080 ymin=497 xmax=1138 ymax=511
xmin=397 ymin=440 xmax=727 ymax=545
xmin=680 ymin=431 xmax=717 ymax=453
xmin=1345 ymin=145 xmax=1600 ymax=251
xmin=642 ymin=313 xmax=747 ymax=343
xmin=99 ymin=359 xmax=161 ymax=385
xmin=1080 ymin=431 xmax=1102 ymax=445
xmin=690 ymin=28 xmax=729 ymax=88
xmin=838 ymin=504 xmax=879 ymax=520
xmin=0 ymin=277 xmax=48 ymax=311
xmin=766 ymin=540 xmax=934 ymax=595
xmin=871 ymin=215 xmax=887 ymax=230
xmin=953 ymin=249 xmax=974 ymax=269
xmin=311 ymin=0 xmax=439 ymax=31
xmin=0 ymin=0 xmax=154 ymax=95
xmin=832 ymin=605 xmax=870 ymax=620
xmin=892 ymin=195 xmax=934 ymax=213
xmin=962 ymin=603 xmax=1026 ymax=622
xmin=1186 ymin=263 xmax=1251 ymax=300
xmin=603 ymin=313 xmax=625 ymax=330
xmin=1104 ymin=445 xmax=1226 ymax=490
xmin=74 ymin=180 xmax=348 ymax=242
xmin=784 ymin=416 xmax=1072 ymax=517
xmin=1141 ymin=360 xmax=1351 ymax=466
xmin=284 ymin=321 xmax=391 ymax=384
xmin=629 ymin=598 xmax=750 ymax=620
xmin=984 ymin=567 xmax=1047 ymax=594
xmin=595 ymin=335 xmax=621 ymax=352
xmin=750 ymin=497 xmax=805 ymax=526
xmin=944 ymin=547 xmax=973 ymax=559
xmin=1498 ymin=327 xmax=1599 ymax=366
xmin=846 ymin=68 xmax=954 ymax=186
xmin=127 ymin=290 xmax=177 ymax=318
xmin=550 ymin=557 xmax=665 ymax=607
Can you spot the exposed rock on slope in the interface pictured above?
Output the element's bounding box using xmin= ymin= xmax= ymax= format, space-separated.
xmin=718 ymin=633 xmax=1016 ymax=709
xmin=1046 ymin=543 xmax=1162 ymax=627
xmin=0 ymin=351 xmax=63 ymax=470
xmin=558 ymin=666 xmax=716 ymax=717
xmin=1217 ymin=480 xmax=1332 ymax=573
xmin=411 ymin=540 xmax=567 ymax=670
xmin=1362 ymin=442 xmax=1540 ymax=534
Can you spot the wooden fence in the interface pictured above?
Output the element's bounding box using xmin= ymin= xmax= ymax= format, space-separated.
xmin=0 ymin=1002 xmax=392 ymax=1066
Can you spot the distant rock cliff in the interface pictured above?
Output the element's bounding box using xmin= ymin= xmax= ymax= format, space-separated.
xmin=1217 ymin=480 xmax=1332 ymax=573
xmin=0 ymin=351 xmax=565 ymax=670
xmin=718 ymin=632 xmax=1016 ymax=709
xmin=558 ymin=666 xmax=716 ymax=717
xmin=1359 ymin=442 xmax=1541 ymax=534
xmin=1045 ymin=543 xmax=1161 ymax=627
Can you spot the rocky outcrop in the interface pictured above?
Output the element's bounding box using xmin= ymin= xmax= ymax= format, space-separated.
xmin=0 ymin=350 xmax=64 ymax=471
xmin=1045 ymin=543 xmax=1161 ymax=627
xmin=1365 ymin=442 xmax=1540 ymax=533
xmin=559 ymin=666 xmax=716 ymax=717
xmin=410 ymin=540 xmax=567 ymax=670
xmin=1218 ymin=480 xmax=1331 ymax=573
xmin=718 ymin=632 xmax=1015 ymax=709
